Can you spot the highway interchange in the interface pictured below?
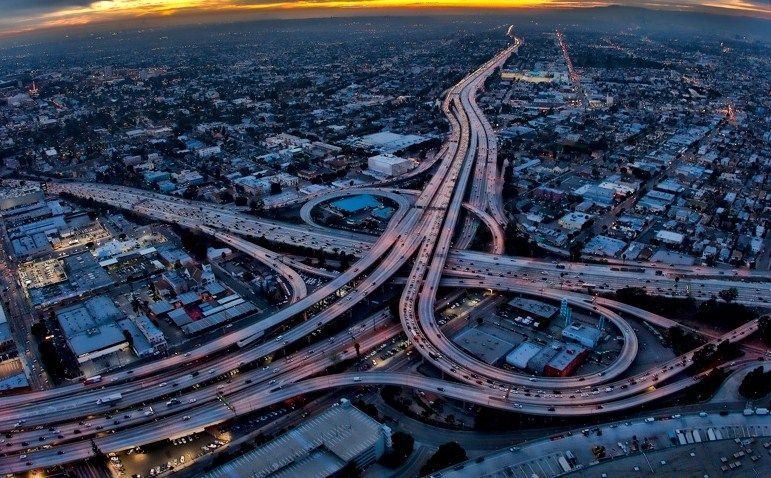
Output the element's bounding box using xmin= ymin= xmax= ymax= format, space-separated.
xmin=3 ymin=36 xmax=770 ymax=474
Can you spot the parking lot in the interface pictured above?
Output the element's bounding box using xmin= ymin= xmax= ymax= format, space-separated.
xmin=118 ymin=431 xmax=227 ymax=478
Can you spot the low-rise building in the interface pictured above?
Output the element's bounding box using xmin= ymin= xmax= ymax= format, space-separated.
xmin=367 ymin=153 xmax=416 ymax=177
xmin=558 ymin=212 xmax=593 ymax=231
xmin=562 ymin=323 xmax=603 ymax=349
xmin=56 ymin=296 xmax=128 ymax=364
xmin=544 ymin=343 xmax=588 ymax=377
xmin=656 ymin=230 xmax=685 ymax=245
xmin=505 ymin=342 xmax=542 ymax=369
xmin=202 ymin=398 xmax=391 ymax=478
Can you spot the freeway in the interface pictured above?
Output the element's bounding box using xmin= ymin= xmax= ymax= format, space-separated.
xmin=0 ymin=313 xmax=401 ymax=452
xmin=0 ymin=42 xmax=512 ymax=473
xmin=1 ymin=357 xmax=753 ymax=475
xmin=297 ymin=187 xmax=415 ymax=241
xmin=200 ymin=226 xmax=308 ymax=303
xmin=3 ymin=37 xmax=767 ymax=475
xmin=297 ymin=184 xmax=505 ymax=255
xmin=50 ymin=182 xmax=771 ymax=307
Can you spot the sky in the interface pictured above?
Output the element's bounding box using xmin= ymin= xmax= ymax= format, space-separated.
xmin=1 ymin=0 xmax=770 ymax=37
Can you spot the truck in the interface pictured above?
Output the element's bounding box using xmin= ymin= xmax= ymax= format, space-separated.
xmin=714 ymin=428 xmax=724 ymax=440
xmin=707 ymin=428 xmax=716 ymax=441
xmin=83 ymin=375 xmax=102 ymax=385
xmin=96 ymin=393 xmax=122 ymax=405
xmin=755 ymin=408 xmax=769 ymax=416
xmin=557 ymin=455 xmax=572 ymax=473
xmin=677 ymin=431 xmax=687 ymax=445
xmin=743 ymin=409 xmax=754 ymax=416
xmin=693 ymin=430 xmax=702 ymax=443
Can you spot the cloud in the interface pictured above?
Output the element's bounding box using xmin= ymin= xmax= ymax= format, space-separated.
xmin=1 ymin=1 xmax=769 ymax=37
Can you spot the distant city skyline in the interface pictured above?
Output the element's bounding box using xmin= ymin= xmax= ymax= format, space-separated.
xmin=2 ymin=0 xmax=770 ymax=38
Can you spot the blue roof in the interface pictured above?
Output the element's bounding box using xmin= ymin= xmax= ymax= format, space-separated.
xmin=331 ymin=194 xmax=381 ymax=213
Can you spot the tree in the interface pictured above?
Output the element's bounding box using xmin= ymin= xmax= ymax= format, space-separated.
xmin=337 ymin=462 xmax=361 ymax=478
xmin=380 ymin=431 xmax=414 ymax=468
xmin=569 ymin=241 xmax=584 ymax=262
xmin=352 ymin=399 xmax=380 ymax=422
xmin=269 ymin=182 xmax=282 ymax=195
xmin=759 ymin=316 xmax=771 ymax=346
xmin=234 ymin=195 xmax=248 ymax=207
xmin=180 ymin=229 xmax=208 ymax=260
xmin=718 ymin=287 xmax=739 ymax=303
xmin=738 ymin=366 xmax=771 ymax=400
xmin=420 ymin=442 xmax=467 ymax=475
xmin=31 ymin=320 xmax=48 ymax=339
xmin=248 ymin=198 xmax=264 ymax=212
xmin=220 ymin=190 xmax=234 ymax=203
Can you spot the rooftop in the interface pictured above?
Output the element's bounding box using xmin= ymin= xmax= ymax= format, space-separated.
xmin=202 ymin=399 xmax=388 ymax=478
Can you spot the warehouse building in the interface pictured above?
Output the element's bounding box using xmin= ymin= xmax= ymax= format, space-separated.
xmin=506 ymin=297 xmax=559 ymax=322
xmin=562 ymin=323 xmax=603 ymax=349
xmin=655 ymin=230 xmax=685 ymax=245
xmin=526 ymin=341 xmax=562 ymax=374
xmin=505 ymin=342 xmax=542 ymax=369
xmin=367 ymin=154 xmax=416 ymax=177
xmin=544 ymin=343 xmax=588 ymax=377
xmin=203 ymin=398 xmax=391 ymax=478
xmin=558 ymin=212 xmax=593 ymax=231
xmin=56 ymin=296 xmax=128 ymax=364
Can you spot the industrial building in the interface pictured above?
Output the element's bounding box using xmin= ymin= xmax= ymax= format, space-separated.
xmin=454 ymin=327 xmax=516 ymax=365
xmin=350 ymin=131 xmax=428 ymax=153
xmin=655 ymin=230 xmax=685 ymax=245
xmin=558 ymin=212 xmax=593 ymax=231
xmin=544 ymin=343 xmax=588 ymax=377
xmin=367 ymin=153 xmax=416 ymax=177
xmin=56 ymin=296 xmax=129 ymax=364
xmin=562 ymin=323 xmax=603 ymax=349
xmin=526 ymin=341 xmax=563 ymax=374
xmin=505 ymin=342 xmax=542 ymax=369
xmin=202 ymin=398 xmax=391 ymax=478
xmin=504 ymin=339 xmax=588 ymax=377
xmin=22 ymin=252 xmax=115 ymax=308
xmin=506 ymin=297 xmax=559 ymax=323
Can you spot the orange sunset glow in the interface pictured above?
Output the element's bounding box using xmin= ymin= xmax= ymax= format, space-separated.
xmin=2 ymin=1 xmax=771 ymax=37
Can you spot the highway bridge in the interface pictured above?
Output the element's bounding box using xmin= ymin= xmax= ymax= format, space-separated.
xmin=3 ymin=36 xmax=768 ymax=474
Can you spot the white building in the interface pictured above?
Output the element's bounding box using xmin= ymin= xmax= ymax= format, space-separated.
xmin=558 ymin=212 xmax=593 ymax=231
xmin=505 ymin=342 xmax=543 ymax=369
xmin=368 ymin=154 xmax=416 ymax=177
xmin=195 ymin=146 xmax=221 ymax=158
xmin=562 ymin=324 xmax=603 ymax=349
xmin=656 ymin=230 xmax=685 ymax=245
